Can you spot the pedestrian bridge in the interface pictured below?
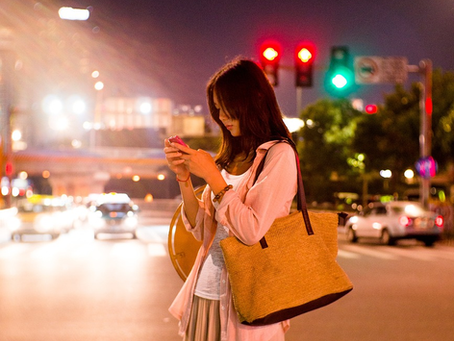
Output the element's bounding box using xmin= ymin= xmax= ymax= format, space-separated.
xmin=12 ymin=147 xmax=169 ymax=196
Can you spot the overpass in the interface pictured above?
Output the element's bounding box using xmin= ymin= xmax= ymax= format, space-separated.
xmin=11 ymin=147 xmax=169 ymax=197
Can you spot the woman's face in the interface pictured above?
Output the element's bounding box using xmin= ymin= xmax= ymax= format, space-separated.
xmin=213 ymin=91 xmax=241 ymax=137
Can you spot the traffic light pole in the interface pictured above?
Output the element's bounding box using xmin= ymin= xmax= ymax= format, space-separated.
xmin=296 ymin=87 xmax=303 ymax=116
xmin=407 ymin=59 xmax=432 ymax=208
xmin=419 ymin=59 xmax=432 ymax=208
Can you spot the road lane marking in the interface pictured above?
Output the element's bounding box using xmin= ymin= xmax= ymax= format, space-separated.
xmin=337 ymin=249 xmax=361 ymax=259
xmin=148 ymin=243 xmax=167 ymax=257
xmin=30 ymin=242 xmax=65 ymax=259
xmin=110 ymin=243 xmax=147 ymax=258
xmin=135 ymin=228 xmax=164 ymax=243
xmin=342 ymin=244 xmax=398 ymax=260
xmin=0 ymin=244 xmax=30 ymax=259
xmin=70 ymin=242 xmax=97 ymax=258
xmin=382 ymin=246 xmax=435 ymax=261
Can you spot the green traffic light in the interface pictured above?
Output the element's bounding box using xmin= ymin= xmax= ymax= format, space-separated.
xmin=331 ymin=74 xmax=348 ymax=88
xmin=325 ymin=46 xmax=356 ymax=96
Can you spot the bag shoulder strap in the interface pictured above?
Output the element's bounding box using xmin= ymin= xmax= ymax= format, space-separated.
xmin=253 ymin=140 xmax=314 ymax=235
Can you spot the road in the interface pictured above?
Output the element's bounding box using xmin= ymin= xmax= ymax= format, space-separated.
xmin=0 ymin=213 xmax=454 ymax=341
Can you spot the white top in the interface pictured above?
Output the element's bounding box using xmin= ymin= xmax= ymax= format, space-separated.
xmin=194 ymin=168 xmax=251 ymax=300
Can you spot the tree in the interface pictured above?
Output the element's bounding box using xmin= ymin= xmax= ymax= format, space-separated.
xmin=352 ymin=83 xmax=420 ymax=193
xmin=352 ymin=68 xmax=454 ymax=195
xmin=297 ymin=98 xmax=362 ymax=203
xmin=431 ymin=69 xmax=454 ymax=166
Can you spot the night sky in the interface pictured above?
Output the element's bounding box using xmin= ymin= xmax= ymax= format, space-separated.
xmin=15 ymin=1 xmax=454 ymax=116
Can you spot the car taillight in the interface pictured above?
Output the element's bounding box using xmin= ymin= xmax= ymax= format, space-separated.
xmin=435 ymin=215 xmax=444 ymax=228
xmin=399 ymin=216 xmax=411 ymax=227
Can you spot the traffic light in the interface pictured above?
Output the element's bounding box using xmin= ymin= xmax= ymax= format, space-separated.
xmin=365 ymin=104 xmax=378 ymax=114
xmin=5 ymin=162 xmax=13 ymax=176
xmin=259 ymin=42 xmax=281 ymax=86
xmin=295 ymin=44 xmax=315 ymax=87
xmin=325 ymin=46 xmax=355 ymax=96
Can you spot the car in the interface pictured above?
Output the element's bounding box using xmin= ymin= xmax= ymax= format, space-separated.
xmin=8 ymin=195 xmax=78 ymax=242
xmin=344 ymin=201 xmax=444 ymax=246
xmin=0 ymin=207 xmax=16 ymax=243
xmin=87 ymin=193 xmax=139 ymax=239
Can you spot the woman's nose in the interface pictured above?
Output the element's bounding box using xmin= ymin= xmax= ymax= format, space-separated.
xmin=219 ymin=109 xmax=227 ymax=120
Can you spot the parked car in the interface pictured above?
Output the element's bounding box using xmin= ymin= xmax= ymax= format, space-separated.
xmin=345 ymin=201 xmax=444 ymax=246
xmin=87 ymin=193 xmax=139 ymax=239
xmin=8 ymin=195 xmax=78 ymax=242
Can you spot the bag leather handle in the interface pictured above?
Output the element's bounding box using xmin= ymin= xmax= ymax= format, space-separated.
xmin=253 ymin=140 xmax=314 ymax=247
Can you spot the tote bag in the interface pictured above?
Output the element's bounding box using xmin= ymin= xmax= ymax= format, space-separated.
xmin=220 ymin=141 xmax=353 ymax=326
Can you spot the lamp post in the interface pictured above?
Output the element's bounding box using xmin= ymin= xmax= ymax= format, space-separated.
xmin=90 ymin=79 xmax=104 ymax=148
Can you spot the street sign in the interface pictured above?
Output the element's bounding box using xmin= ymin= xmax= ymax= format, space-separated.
xmin=354 ymin=56 xmax=408 ymax=84
xmin=415 ymin=156 xmax=437 ymax=179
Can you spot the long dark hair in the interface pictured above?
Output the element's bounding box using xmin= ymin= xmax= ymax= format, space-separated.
xmin=207 ymin=58 xmax=292 ymax=169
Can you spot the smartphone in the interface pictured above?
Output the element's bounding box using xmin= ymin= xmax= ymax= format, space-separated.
xmin=168 ymin=135 xmax=188 ymax=147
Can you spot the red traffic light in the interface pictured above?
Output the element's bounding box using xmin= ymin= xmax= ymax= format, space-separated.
xmin=260 ymin=42 xmax=281 ymax=63
xmin=5 ymin=162 xmax=13 ymax=176
xmin=259 ymin=41 xmax=281 ymax=86
xmin=295 ymin=44 xmax=315 ymax=87
xmin=262 ymin=47 xmax=279 ymax=62
xmin=365 ymin=104 xmax=378 ymax=114
xmin=296 ymin=47 xmax=313 ymax=64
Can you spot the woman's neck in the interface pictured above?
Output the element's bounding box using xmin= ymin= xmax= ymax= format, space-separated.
xmin=226 ymin=152 xmax=254 ymax=175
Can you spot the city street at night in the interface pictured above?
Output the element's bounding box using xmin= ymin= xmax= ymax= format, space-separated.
xmin=1 ymin=1 xmax=454 ymax=340
xmin=1 ymin=210 xmax=454 ymax=341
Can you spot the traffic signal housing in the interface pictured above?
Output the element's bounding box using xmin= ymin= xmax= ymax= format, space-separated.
xmin=325 ymin=46 xmax=355 ymax=96
xmin=259 ymin=42 xmax=281 ymax=86
xmin=295 ymin=44 xmax=315 ymax=87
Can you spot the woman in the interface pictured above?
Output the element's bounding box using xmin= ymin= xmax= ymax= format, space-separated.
xmin=164 ymin=58 xmax=297 ymax=341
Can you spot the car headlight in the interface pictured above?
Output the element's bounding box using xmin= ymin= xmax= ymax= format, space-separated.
xmin=89 ymin=212 xmax=106 ymax=229
xmin=8 ymin=217 xmax=21 ymax=231
xmin=35 ymin=215 xmax=54 ymax=233
xmin=124 ymin=216 xmax=138 ymax=228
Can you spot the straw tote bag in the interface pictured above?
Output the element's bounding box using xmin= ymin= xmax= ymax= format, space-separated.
xmin=220 ymin=141 xmax=353 ymax=326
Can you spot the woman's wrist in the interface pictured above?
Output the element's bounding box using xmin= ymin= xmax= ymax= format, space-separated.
xmin=203 ymin=170 xmax=227 ymax=194
xmin=176 ymin=173 xmax=190 ymax=182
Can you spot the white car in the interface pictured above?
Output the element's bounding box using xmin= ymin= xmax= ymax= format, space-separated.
xmin=345 ymin=201 xmax=444 ymax=246
xmin=87 ymin=193 xmax=139 ymax=239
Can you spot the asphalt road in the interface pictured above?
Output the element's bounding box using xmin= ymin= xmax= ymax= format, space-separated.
xmin=0 ymin=215 xmax=453 ymax=341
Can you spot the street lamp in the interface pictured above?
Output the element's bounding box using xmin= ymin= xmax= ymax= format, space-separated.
xmin=380 ymin=169 xmax=392 ymax=178
xmin=380 ymin=169 xmax=392 ymax=191
xmin=58 ymin=7 xmax=90 ymax=21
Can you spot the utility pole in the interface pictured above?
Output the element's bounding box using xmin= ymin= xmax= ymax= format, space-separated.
xmin=0 ymin=27 xmax=16 ymax=208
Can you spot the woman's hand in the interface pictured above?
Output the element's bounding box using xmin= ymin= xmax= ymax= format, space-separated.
xmin=164 ymin=139 xmax=190 ymax=179
xmin=171 ymin=143 xmax=219 ymax=181
xmin=164 ymin=140 xmax=226 ymax=194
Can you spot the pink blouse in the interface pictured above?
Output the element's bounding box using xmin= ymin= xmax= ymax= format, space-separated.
xmin=169 ymin=141 xmax=298 ymax=341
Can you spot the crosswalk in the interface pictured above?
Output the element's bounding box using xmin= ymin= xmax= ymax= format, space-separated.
xmin=0 ymin=230 xmax=454 ymax=263
xmin=0 ymin=229 xmax=168 ymax=260
xmin=338 ymin=242 xmax=454 ymax=262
